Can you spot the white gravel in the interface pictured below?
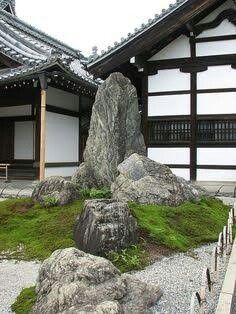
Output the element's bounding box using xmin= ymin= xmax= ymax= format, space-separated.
xmin=0 ymin=244 xmax=230 ymax=313
xmin=0 ymin=260 xmax=40 ymax=314
xmin=134 ymin=243 xmax=229 ymax=314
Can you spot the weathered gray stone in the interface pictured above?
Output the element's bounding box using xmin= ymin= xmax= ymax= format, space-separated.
xmin=32 ymin=176 xmax=79 ymax=206
xmin=111 ymin=153 xmax=207 ymax=206
xmin=31 ymin=248 xmax=162 ymax=314
xmin=74 ymin=199 xmax=138 ymax=255
xmin=72 ymin=72 xmax=146 ymax=188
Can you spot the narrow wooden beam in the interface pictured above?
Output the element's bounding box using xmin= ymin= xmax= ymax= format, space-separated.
xmin=141 ymin=71 xmax=148 ymax=152
xmin=190 ymin=36 xmax=197 ymax=181
xmin=39 ymin=89 xmax=46 ymax=181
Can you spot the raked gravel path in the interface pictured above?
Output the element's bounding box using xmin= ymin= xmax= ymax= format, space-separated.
xmin=134 ymin=243 xmax=228 ymax=314
xmin=0 ymin=244 xmax=229 ymax=313
xmin=0 ymin=260 xmax=40 ymax=314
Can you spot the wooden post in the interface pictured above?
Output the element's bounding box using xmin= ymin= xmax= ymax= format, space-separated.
xmin=39 ymin=89 xmax=46 ymax=181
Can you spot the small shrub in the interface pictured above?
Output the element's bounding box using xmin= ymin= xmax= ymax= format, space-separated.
xmin=89 ymin=188 xmax=111 ymax=199
xmin=107 ymin=245 xmax=148 ymax=273
xmin=42 ymin=195 xmax=58 ymax=208
xmin=80 ymin=187 xmax=111 ymax=199
xmin=11 ymin=286 xmax=36 ymax=314
xmin=79 ymin=188 xmax=91 ymax=199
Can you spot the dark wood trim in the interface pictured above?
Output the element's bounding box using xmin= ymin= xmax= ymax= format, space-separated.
xmin=148 ymin=90 xmax=190 ymax=96
xmin=148 ymin=114 xmax=236 ymax=121
xmin=197 ymin=165 xmax=236 ymax=170
xmin=45 ymin=162 xmax=79 ymax=168
xmin=180 ymin=65 xmax=208 ymax=73
xmin=147 ymin=54 xmax=236 ymax=71
xmin=166 ymin=164 xmax=236 ymax=170
xmin=46 ymin=105 xmax=79 ymax=117
xmin=197 ymin=88 xmax=236 ymax=93
xmin=141 ymin=73 xmax=148 ymax=149
xmin=195 ymin=34 xmax=236 ymax=43
xmin=148 ymin=143 xmax=190 ymax=148
xmin=197 ymin=142 xmax=236 ymax=147
xmin=148 ymin=88 xmax=236 ymax=97
xmin=0 ymin=87 xmax=40 ymax=107
xmin=0 ymin=116 xmax=34 ymax=122
xmin=148 ymin=115 xmax=190 ymax=121
xmin=197 ymin=114 xmax=236 ymax=120
xmin=193 ymin=9 xmax=236 ymax=36
xmin=190 ymin=36 xmax=197 ymax=181
xmin=166 ymin=164 xmax=190 ymax=169
xmin=0 ymin=53 xmax=21 ymax=68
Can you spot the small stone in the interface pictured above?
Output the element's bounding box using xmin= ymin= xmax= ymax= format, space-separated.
xmin=74 ymin=199 xmax=138 ymax=255
xmin=32 ymin=176 xmax=79 ymax=206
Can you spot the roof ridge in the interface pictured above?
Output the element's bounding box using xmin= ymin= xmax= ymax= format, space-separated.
xmin=0 ymin=8 xmax=84 ymax=59
xmin=89 ymin=0 xmax=188 ymax=64
xmin=0 ymin=0 xmax=15 ymax=15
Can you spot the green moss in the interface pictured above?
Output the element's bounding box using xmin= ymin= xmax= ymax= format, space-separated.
xmin=11 ymin=287 xmax=36 ymax=314
xmin=0 ymin=198 xmax=84 ymax=260
xmin=130 ymin=197 xmax=230 ymax=251
xmin=0 ymin=196 xmax=231 ymax=262
xmin=3 ymin=196 xmax=232 ymax=313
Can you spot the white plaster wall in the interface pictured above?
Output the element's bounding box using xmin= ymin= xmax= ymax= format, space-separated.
xmin=148 ymin=94 xmax=190 ymax=116
xmin=148 ymin=147 xmax=190 ymax=164
xmin=148 ymin=70 xmax=190 ymax=93
xmin=197 ymin=169 xmax=236 ymax=181
xmin=170 ymin=168 xmax=190 ymax=180
xmin=197 ymin=148 xmax=236 ymax=165
xmin=197 ymin=92 xmax=236 ymax=114
xmin=47 ymin=86 xmax=80 ymax=112
xmin=196 ymin=39 xmax=236 ymax=56
xmin=197 ymin=65 xmax=236 ymax=90
xmin=45 ymin=166 xmax=78 ymax=178
xmin=0 ymin=105 xmax=31 ymax=117
xmin=198 ymin=0 xmax=235 ymax=24
xmin=197 ymin=20 xmax=236 ymax=38
xmin=14 ymin=121 xmax=35 ymax=159
xmin=45 ymin=111 xmax=79 ymax=163
xmin=149 ymin=35 xmax=190 ymax=60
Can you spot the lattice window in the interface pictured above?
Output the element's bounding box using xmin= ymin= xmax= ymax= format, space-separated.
xmin=148 ymin=118 xmax=236 ymax=144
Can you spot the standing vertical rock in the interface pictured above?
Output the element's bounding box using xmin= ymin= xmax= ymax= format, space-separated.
xmin=72 ymin=72 xmax=146 ymax=188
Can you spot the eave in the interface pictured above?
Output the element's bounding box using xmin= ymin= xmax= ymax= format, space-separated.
xmin=0 ymin=60 xmax=98 ymax=97
xmin=87 ymin=0 xmax=224 ymax=78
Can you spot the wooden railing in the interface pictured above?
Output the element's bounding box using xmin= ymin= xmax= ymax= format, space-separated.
xmin=190 ymin=204 xmax=236 ymax=313
xmin=0 ymin=163 xmax=10 ymax=181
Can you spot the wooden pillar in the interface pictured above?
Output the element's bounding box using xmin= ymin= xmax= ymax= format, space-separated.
xmin=39 ymin=89 xmax=46 ymax=181
xmin=38 ymin=73 xmax=48 ymax=181
xmin=141 ymin=71 xmax=148 ymax=154
xmin=190 ymin=36 xmax=197 ymax=181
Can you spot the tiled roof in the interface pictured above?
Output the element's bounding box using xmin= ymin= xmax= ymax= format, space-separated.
xmin=0 ymin=0 xmax=15 ymax=15
xmin=88 ymin=0 xmax=188 ymax=65
xmin=0 ymin=7 xmax=96 ymax=87
xmin=0 ymin=56 xmax=97 ymax=87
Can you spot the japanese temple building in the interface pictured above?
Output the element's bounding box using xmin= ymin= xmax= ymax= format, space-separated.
xmin=88 ymin=0 xmax=236 ymax=182
xmin=0 ymin=0 xmax=97 ymax=180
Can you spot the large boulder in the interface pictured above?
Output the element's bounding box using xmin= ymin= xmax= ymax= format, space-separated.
xmin=32 ymin=176 xmax=79 ymax=206
xmin=74 ymin=199 xmax=138 ymax=255
xmin=111 ymin=154 xmax=206 ymax=206
xmin=31 ymin=248 xmax=162 ymax=314
xmin=72 ymin=72 xmax=146 ymax=188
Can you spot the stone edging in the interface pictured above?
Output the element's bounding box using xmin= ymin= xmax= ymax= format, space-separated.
xmin=215 ymin=237 xmax=236 ymax=314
